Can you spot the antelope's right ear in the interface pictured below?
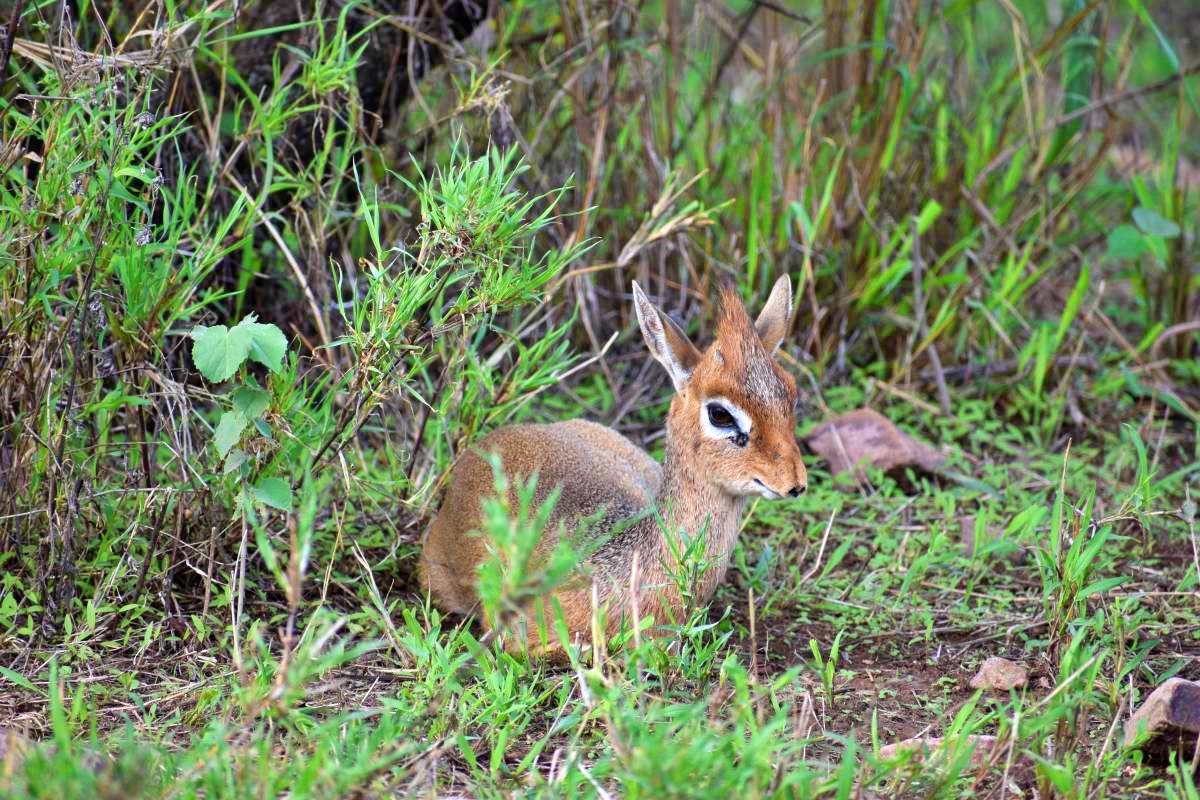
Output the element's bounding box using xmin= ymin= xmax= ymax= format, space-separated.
xmin=754 ymin=274 xmax=794 ymax=353
xmin=632 ymin=281 xmax=701 ymax=392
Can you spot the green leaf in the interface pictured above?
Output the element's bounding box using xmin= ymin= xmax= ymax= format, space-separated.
xmin=1132 ymin=207 xmax=1180 ymax=239
xmin=1032 ymin=323 xmax=1054 ymax=397
xmin=191 ymin=324 xmax=253 ymax=383
xmin=253 ymin=477 xmax=292 ymax=512
xmin=938 ymin=469 xmax=999 ymax=497
xmin=255 ymin=525 xmax=279 ymax=576
xmin=223 ymin=448 xmax=249 ymax=476
xmin=253 ymin=418 xmax=273 ymax=440
xmin=0 ymin=665 xmax=36 ymax=691
xmin=232 ymin=386 xmax=270 ymax=419
xmin=819 ymin=537 xmax=854 ymax=581
xmin=1054 ymin=264 xmax=1089 ymax=348
xmin=790 ymin=202 xmax=814 ymax=241
xmin=914 ymin=199 xmax=943 ymax=234
xmin=1105 ymin=225 xmax=1146 ymax=261
xmin=241 ymin=319 xmax=288 ymax=374
xmin=85 ymin=391 xmax=150 ymax=415
xmin=456 ymin=732 xmax=479 ymax=771
xmin=1035 ymin=757 xmax=1076 ymax=794
xmin=213 ymin=411 xmax=248 ymax=457
xmin=1078 ymin=576 xmax=1128 ymax=600
xmin=190 ymin=316 xmax=288 ymax=382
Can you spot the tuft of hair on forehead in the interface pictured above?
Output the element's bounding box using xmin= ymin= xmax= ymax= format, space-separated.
xmin=708 ymin=279 xmax=797 ymax=409
xmin=715 ymin=280 xmax=754 ymax=342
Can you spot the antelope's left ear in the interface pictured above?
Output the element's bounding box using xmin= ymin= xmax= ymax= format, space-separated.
xmin=755 ymin=274 xmax=794 ymax=353
xmin=632 ymin=281 xmax=702 ymax=392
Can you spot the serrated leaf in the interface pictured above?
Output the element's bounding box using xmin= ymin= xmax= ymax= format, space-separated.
xmin=191 ymin=316 xmax=288 ymax=381
xmin=253 ymin=477 xmax=292 ymax=511
xmin=223 ymin=448 xmax=249 ymax=475
xmin=213 ymin=411 xmax=248 ymax=457
xmin=191 ymin=324 xmax=253 ymax=383
xmin=239 ymin=319 xmax=288 ymax=374
xmin=0 ymin=665 xmax=35 ymax=691
xmin=232 ymin=386 xmax=270 ymax=419
xmin=1132 ymin=206 xmax=1180 ymax=239
xmin=1105 ymin=225 xmax=1146 ymax=261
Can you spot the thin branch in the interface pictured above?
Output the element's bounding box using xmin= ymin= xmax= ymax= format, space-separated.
xmin=0 ymin=0 xmax=28 ymax=87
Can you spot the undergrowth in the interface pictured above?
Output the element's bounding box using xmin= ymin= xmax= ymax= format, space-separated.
xmin=0 ymin=0 xmax=1198 ymax=796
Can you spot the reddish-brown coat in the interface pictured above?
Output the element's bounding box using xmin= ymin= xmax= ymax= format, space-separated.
xmin=419 ymin=277 xmax=807 ymax=658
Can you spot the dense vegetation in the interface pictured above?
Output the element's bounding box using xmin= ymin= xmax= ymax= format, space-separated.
xmin=0 ymin=0 xmax=1197 ymax=796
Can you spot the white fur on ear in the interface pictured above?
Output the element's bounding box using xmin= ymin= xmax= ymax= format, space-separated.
xmin=755 ymin=274 xmax=794 ymax=353
xmin=632 ymin=281 xmax=697 ymax=392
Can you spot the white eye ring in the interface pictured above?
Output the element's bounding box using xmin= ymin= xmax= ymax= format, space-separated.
xmin=700 ymin=398 xmax=752 ymax=441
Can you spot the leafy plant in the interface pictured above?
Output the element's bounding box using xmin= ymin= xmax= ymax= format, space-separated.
xmin=810 ymin=629 xmax=845 ymax=709
xmin=1 ymin=0 xmax=1197 ymax=797
xmin=191 ymin=314 xmax=293 ymax=511
xmin=1033 ymin=476 xmax=1127 ymax=651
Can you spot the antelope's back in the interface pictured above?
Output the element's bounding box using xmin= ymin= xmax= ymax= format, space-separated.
xmin=419 ymin=420 xmax=661 ymax=612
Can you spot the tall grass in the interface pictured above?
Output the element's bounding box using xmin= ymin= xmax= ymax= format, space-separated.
xmin=0 ymin=0 xmax=1197 ymax=796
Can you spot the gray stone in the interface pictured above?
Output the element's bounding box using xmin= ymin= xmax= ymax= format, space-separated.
xmin=969 ymin=657 xmax=1028 ymax=692
xmin=879 ymin=734 xmax=999 ymax=766
xmin=1124 ymin=678 xmax=1200 ymax=763
xmin=805 ymin=408 xmax=946 ymax=481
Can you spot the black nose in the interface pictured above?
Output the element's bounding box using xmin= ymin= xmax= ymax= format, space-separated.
xmin=788 ymin=485 xmax=805 ymax=498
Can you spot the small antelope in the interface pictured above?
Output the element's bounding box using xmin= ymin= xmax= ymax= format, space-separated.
xmin=419 ymin=276 xmax=807 ymax=655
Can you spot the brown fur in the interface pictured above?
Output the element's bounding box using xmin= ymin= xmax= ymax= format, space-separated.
xmin=419 ymin=277 xmax=807 ymax=656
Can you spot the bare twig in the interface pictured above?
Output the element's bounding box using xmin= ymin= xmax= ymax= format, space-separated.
xmin=227 ymin=176 xmax=331 ymax=349
xmin=909 ymin=219 xmax=951 ymax=414
xmin=800 ymin=509 xmax=837 ymax=583
xmin=669 ymin=3 xmax=759 ymax=161
xmin=0 ymin=0 xmax=28 ymax=87
xmin=977 ymin=61 xmax=1200 ymax=187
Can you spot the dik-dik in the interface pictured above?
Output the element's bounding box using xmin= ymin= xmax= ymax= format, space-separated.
xmin=419 ymin=276 xmax=807 ymax=655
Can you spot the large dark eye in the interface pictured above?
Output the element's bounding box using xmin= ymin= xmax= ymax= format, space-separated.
xmin=707 ymin=404 xmax=737 ymax=429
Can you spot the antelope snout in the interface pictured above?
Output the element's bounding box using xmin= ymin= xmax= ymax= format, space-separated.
xmin=785 ymin=442 xmax=807 ymax=497
xmin=754 ymin=443 xmax=807 ymax=499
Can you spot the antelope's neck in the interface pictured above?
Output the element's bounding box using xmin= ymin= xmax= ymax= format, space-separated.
xmin=642 ymin=434 xmax=747 ymax=601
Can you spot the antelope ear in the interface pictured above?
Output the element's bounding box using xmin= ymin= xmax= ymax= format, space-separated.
xmin=755 ymin=274 xmax=794 ymax=353
xmin=632 ymin=281 xmax=701 ymax=392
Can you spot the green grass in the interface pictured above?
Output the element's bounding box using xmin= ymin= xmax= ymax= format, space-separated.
xmin=1 ymin=0 xmax=1198 ymax=796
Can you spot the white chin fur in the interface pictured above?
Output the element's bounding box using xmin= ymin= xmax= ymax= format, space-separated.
xmin=751 ymin=480 xmax=781 ymax=499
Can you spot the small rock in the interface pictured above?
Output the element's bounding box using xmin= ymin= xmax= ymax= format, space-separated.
xmin=969 ymin=657 xmax=1028 ymax=692
xmin=805 ymin=408 xmax=946 ymax=483
xmin=879 ymin=734 xmax=999 ymax=766
xmin=1124 ymin=678 xmax=1200 ymax=763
